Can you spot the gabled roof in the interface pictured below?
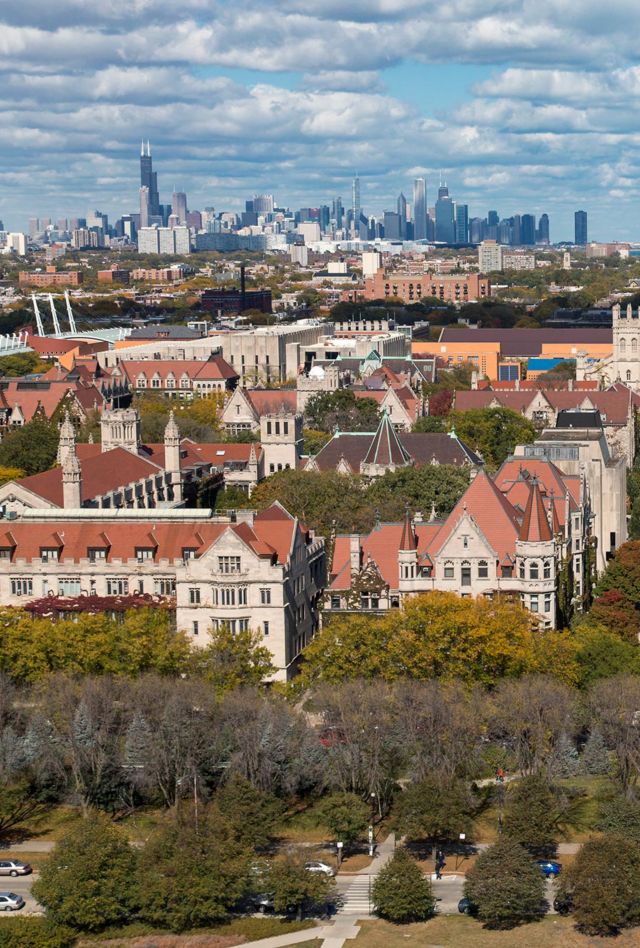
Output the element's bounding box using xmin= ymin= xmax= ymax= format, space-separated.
xmin=433 ymin=469 xmax=521 ymax=562
xmin=518 ymin=481 xmax=553 ymax=542
xmin=245 ymin=390 xmax=297 ymax=415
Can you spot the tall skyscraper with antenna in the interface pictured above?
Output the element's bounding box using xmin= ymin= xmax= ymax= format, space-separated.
xmin=139 ymin=141 xmax=161 ymax=224
xmin=351 ymin=174 xmax=361 ymax=236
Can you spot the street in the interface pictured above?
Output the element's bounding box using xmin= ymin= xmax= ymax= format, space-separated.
xmin=0 ymin=872 xmax=41 ymax=915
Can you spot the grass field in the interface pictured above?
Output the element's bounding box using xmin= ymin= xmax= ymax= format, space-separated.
xmin=354 ymin=916 xmax=640 ymax=947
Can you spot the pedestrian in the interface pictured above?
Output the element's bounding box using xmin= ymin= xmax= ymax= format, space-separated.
xmin=435 ymin=849 xmax=445 ymax=879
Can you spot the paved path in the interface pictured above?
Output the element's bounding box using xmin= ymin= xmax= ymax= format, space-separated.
xmin=0 ymin=841 xmax=55 ymax=853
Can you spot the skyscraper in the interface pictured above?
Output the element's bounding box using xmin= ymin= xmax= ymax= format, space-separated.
xmin=575 ymin=210 xmax=588 ymax=245
xmin=332 ymin=197 xmax=344 ymax=229
xmin=140 ymin=141 xmax=160 ymax=220
xmin=413 ymin=178 xmax=427 ymax=240
xmin=435 ymin=183 xmax=455 ymax=244
xmin=171 ymin=191 xmax=188 ymax=225
xmin=253 ymin=194 xmax=274 ymax=216
xmin=351 ymin=175 xmax=361 ymax=236
xmin=455 ymin=204 xmax=469 ymax=243
xmin=521 ymin=214 xmax=536 ymax=246
xmin=397 ymin=192 xmax=407 ymax=239
xmin=537 ymin=213 xmax=550 ymax=244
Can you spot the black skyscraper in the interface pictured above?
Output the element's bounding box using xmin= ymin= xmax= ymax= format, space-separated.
xmin=575 ymin=210 xmax=588 ymax=245
xmin=140 ymin=141 xmax=160 ymax=218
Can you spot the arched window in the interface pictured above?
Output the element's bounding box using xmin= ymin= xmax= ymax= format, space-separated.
xmin=478 ymin=560 xmax=489 ymax=578
xmin=632 ymin=338 xmax=638 ymax=353
xmin=444 ymin=561 xmax=454 ymax=579
xmin=543 ymin=560 xmax=552 ymax=579
xmin=461 ymin=561 xmax=471 ymax=586
xmin=620 ymin=338 xmax=627 ymax=355
xmin=529 ymin=561 xmax=539 ymax=580
xmin=628 ymin=371 xmax=632 ymax=382
xmin=519 ymin=561 xmax=525 ymax=579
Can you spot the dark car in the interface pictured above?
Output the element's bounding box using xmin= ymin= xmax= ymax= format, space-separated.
xmin=553 ymin=893 xmax=573 ymax=915
xmin=536 ymin=859 xmax=562 ymax=878
xmin=458 ymin=897 xmax=478 ymax=916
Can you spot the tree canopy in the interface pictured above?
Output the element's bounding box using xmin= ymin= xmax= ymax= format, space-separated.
xmin=464 ymin=837 xmax=546 ymax=929
xmin=447 ymin=407 xmax=536 ymax=468
xmin=372 ymin=848 xmax=435 ymax=923
xmin=304 ymin=389 xmax=380 ymax=433
xmin=0 ymin=414 xmax=59 ymax=476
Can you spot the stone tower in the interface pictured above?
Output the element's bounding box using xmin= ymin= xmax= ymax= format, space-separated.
xmin=100 ymin=408 xmax=141 ymax=454
xmin=62 ymin=442 xmax=82 ymax=508
xmin=163 ymin=411 xmax=182 ymax=503
xmin=260 ymin=410 xmax=303 ymax=474
xmin=57 ymin=411 xmax=76 ymax=466
xmin=612 ymin=303 xmax=640 ymax=386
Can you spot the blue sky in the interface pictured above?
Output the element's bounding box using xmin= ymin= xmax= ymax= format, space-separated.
xmin=1 ymin=0 xmax=640 ymax=240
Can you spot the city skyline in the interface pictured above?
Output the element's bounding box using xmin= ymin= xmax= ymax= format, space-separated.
xmin=2 ymin=2 xmax=640 ymax=239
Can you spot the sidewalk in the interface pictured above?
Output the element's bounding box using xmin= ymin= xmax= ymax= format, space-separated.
xmin=240 ymin=921 xmax=361 ymax=948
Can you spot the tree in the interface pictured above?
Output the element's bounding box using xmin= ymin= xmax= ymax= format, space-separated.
xmin=0 ymin=781 xmax=49 ymax=840
xmin=464 ymin=837 xmax=546 ymax=929
xmin=318 ymin=792 xmax=369 ymax=848
xmin=580 ymin=729 xmax=611 ymax=776
xmin=393 ymin=778 xmax=477 ymax=845
xmin=589 ymin=676 xmax=640 ymax=795
xmin=266 ymin=850 xmax=334 ymax=920
xmin=561 ymin=834 xmax=640 ymax=935
xmin=303 ymin=428 xmax=332 ymax=455
xmin=372 ymin=848 xmax=435 ymax=923
xmin=597 ymin=794 xmax=640 ymax=841
xmin=572 ymin=623 xmax=640 ymax=688
xmin=0 ymin=414 xmax=59 ymax=476
xmin=503 ymin=775 xmax=559 ymax=855
xmin=188 ymin=624 xmax=274 ymax=692
xmin=300 ymin=594 xmax=578 ymax=689
xmin=305 ymin=389 xmax=380 ymax=433
xmin=412 ymin=415 xmax=446 ymax=432
xmin=447 ymin=407 xmax=536 ymax=468
xmin=584 ymin=541 xmax=640 ymax=640
xmin=0 ymin=465 xmax=24 ymax=486
xmin=215 ymin=775 xmax=285 ymax=849
xmin=33 ymin=813 xmax=139 ymax=931
xmin=138 ymin=806 xmax=251 ymax=931
xmin=366 ymin=465 xmax=470 ymax=522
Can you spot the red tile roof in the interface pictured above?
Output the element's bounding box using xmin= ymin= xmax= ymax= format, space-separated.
xmin=246 ymin=390 xmax=298 ymax=414
xmin=119 ymin=356 xmax=238 ymax=384
xmin=518 ymin=481 xmax=553 ymax=542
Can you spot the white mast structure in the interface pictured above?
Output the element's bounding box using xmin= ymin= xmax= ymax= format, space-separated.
xmin=64 ymin=290 xmax=77 ymax=334
xmin=48 ymin=295 xmax=61 ymax=335
xmin=31 ymin=294 xmax=45 ymax=336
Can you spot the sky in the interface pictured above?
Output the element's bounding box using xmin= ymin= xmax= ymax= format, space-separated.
xmin=2 ymin=0 xmax=640 ymax=240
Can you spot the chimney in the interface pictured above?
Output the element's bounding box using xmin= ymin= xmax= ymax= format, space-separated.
xmin=349 ymin=535 xmax=361 ymax=574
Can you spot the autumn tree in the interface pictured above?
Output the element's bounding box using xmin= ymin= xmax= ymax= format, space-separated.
xmin=447 ymin=406 xmax=536 ymax=468
xmin=589 ymin=676 xmax=640 ymax=795
xmin=586 ymin=542 xmax=640 ymax=640
xmin=188 ymin=624 xmax=274 ymax=692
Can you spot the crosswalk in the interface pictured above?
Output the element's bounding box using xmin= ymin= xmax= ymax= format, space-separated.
xmin=339 ymin=875 xmax=373 ymax=915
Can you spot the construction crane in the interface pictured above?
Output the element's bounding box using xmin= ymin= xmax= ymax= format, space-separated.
xmin=31 ymin=294 xmax=45 ymax=336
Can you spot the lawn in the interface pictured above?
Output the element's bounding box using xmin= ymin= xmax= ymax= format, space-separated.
xmin=75 ymin=918 xmax=318 ymax=946
xmin=354 ymin=916 xmax=640 ymax=947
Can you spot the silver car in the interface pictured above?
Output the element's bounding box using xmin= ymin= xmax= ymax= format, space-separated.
xmin=304 ymin=861 xmax=335 ymax=877
xmin=0 ymin=892 xmax=25 ymax=911
xmin=0 ymin=860 xmax=32 ymax=877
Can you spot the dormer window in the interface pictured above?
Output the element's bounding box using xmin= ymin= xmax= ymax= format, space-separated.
xmin=0 ymin=548 xmax=13 ymax=561
xmin=136 ymin=547 xmax=155 ymax=563
xmin=88 ymin=548 xmax=107 ymax=563
xmin=182 ymin=548 xmax=197 ymax=563
xmin=40 ymin=548 xmax=59 ymax=562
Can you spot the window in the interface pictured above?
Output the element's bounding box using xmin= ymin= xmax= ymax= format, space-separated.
xmin=529 ymin=562 xmax=539 ymax=580
xmin=633 ymin=338 xmax=638 ymax=353
xmin=330 ymin=596 xmax=341 ymax=609
xmin=503 ymin=566 xmax=513 ymax=578
xmin=543 ymin=560 xmax=552 ymax=579
xmin=260 ymin=587 xmax=271 ymax=605
xmin=88 ymin=548 xmax=106 ymax=563
xmin=238 ymin=618 xmax=249 ymax=632
xmin=238 ymin=586 xmax=247 ymax=605
xmin=478 ymin=560 xmax=489 ymax=579
xmin=11 ymin=578 xmax=32 ymax=596
xmin=444 ymin=561 xmax=454 ymax=579
xmin=283 ymin=421 xmax=289 ymax=435
xmin=182 ymin=548 xmax=197 ymax=563
xmin=519 ymin=561 xmax=525 ymax=579
xmin=218 ymin=556 xmax=241 ymax=574
xmin=461 ymin=562 xmax=471 ymax=587
xmin=189 ymin=587 xmax=201 ymax=605
xmin=220 ymin=587 xmax=235 ymax=605
xmin=620 ymin=339 xmax=627 ymax=354
xmin=462 ymin=536 xmax=469 ymax=549
xmin=529 ymin=594 xmax=539 ymax=613
xmin=544 ymin=594 xmax=552 ymax=613
xmin=263 ymin=621 xmax=270 ymax=636
xmin=40 ymin=548 xmax=59 ymax=562
xmin=154 ymin=578 xmax=176 ymax=596
xmin=0 ymin=548 xmax=12 ymax=561
xmin=58 ymin=577 xmax=81 ymax=596
xmin=136 ymin=547 xmax=155 ymax=563
xmin=267 ymin=421 xmax=272 ymax=434
xmin=107 ymin=578 xmax=128 ymax=595
xmin=192 ymin=621 xmax=199 ymax=636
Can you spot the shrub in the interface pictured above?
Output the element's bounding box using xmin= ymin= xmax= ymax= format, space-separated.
xmin=464 ymin=837 xmax=546 ymax=929
xmin=372 ymin=848 xmax=435 ymax=923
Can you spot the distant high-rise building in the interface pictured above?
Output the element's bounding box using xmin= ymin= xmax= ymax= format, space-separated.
xmin=351 ymin=175 xmax=361 ymax=236
xmin=332 ymin=197 xmax=344 ymax=228
xmin=455 ymin=204 xmax=469 ymax=243
xmin=435 ymin=183 xmax=455 ymax=244
xmin=575 ymin=210 xmax=588 ymax=245
xmin=397 ymin=192 xmax=407 ymax=239
xmin=28 ymin=218 xmax=39 ymax=239
xmin=253 ymin=194 xmax=274 ymax=216
xmin=140 ymin=141 xmax=160 ymax=220
xmin=171 ymin=191 xmax=188 ymax=225
xmin=413 ymin=178 xmax=427 ymax=240
xmin=469 ymin=217 xmax=485 ymax=243
xmin=537 ymin=213 xmax=550 ymax=245
xmin=511 ymin=215 xmax=522 ymax=246
xmin=478 ymin=239 xmax=503 ymax=272
xmin=521 ymin=214 xmax=536 ymax=246
xmin=383 ymin=211 xmax=402 ymax=240
xmin=139 ymin=186 xmax=151 ymax=229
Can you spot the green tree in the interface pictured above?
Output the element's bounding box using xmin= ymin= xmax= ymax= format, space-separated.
xmin=561 ymin=834 xmax=640 ymax=935
xmin=188 ymin=625 xmax=274 ymax=693
xmin=580 ymin=729 xmax=611 ymax=776
xmin=266 ymin=850 xmax=334 ymax=920
xmin=503 ymin=775 xmax=559 ymax=856
xmin=305 ymin=389 xmax=380 ymax=433
xmin=215 ymin=775 xmax=285 ymax=849
xmin=138 ymin=806 xmax=251 ymax=931
xmin=597 ymin=794 xmax=640 ymax=841
xmin=303 ymin=428 xmax=332 ymax=455
xmin=0 ymin=414 xmax=59 ymax=476
xmin=318 ymin=793 xmax=369 ymax=848
xmin=0 ymin=918 xmax=75 ymax=948
xmin=447 ymin=407 xmax=536 ymax=468
xmin=464 ymin=837 xmax=546 ymax=929
xmin=393 ymin=778 xmax=477 ymax=845
xmin=0 ymin=352 xmax=51 ymax=377
xmin=572 ymin=623 xmax=640 ymax=688
xmin=33 ymin=813 xmax=138 ymax=931
xmin=412 ymin=415 xmax=446 ymax=432
xmin=372 ymin=848 xmax=435 ymax=923
xmin=366 ymin=465 xmax=470 ymax=522
xmin=0 ymin=780 xmax=49 ymax=840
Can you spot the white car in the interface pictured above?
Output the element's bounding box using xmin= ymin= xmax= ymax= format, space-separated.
xmin=304 ymin=861 xmax=335 ymax=877
xmin=0 ymin=892 xmax=25 ymax=912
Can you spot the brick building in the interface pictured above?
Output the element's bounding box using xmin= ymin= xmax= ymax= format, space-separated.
xmin=19 ymin=267 xmax=83 ymax=287
xmin=364 ymin=267 xmax=490 ymax=304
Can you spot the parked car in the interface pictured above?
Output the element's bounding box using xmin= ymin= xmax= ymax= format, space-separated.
xmin=0 ymin=892 xmax=25 ymax=912
xmin=536 ymin=859 xmax=562 ymax=878
xmin=553 ymin=893 xmax=573 ymax=915
xmin=305 ymin=861 xmax=335 ymax=877
xmin=458 ymin=896 xmax=478 ymax=916
xmin=0 ymin=860 xmax=32 ymax=877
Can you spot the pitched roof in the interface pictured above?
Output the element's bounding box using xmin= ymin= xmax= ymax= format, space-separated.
xmin=309 ymin=429 xmax=481 ymax=473
xmin=518 ymin=481 xmax=553 ymax=542
xmin=362 ymin=412 xmax=412 ymax=468
xmin=120 ymin=357 xmax=238 ymax=383
xmin=399 ymin=508 xmax=417 ymax=551
xmin=433 ymin=469 xmax=521 ymax=562
xmin=245 ymin=390 xmax=297 ymax=414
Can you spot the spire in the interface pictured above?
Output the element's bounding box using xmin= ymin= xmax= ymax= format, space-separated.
xmin=57 ymin=410 xmax=76 ymax=466
xmin=362 ymin=411 xmax=412 ymax=471
xmin=429 ymin=501 xmax=438 ymax=522
xmin=62 ymin=440 xmax=82 ymax=509
xmin=164 ymin=410 xmax=179 ymax=442
xmin=147 ymin=140 xmax=151 ymax=156
xmin=141 ymin=139 xmax=144 ymax=157
xmin=518 ymin=480 xmax=553 ymax=542
xmin=399 ymin=506 xmax=416 ymax=551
